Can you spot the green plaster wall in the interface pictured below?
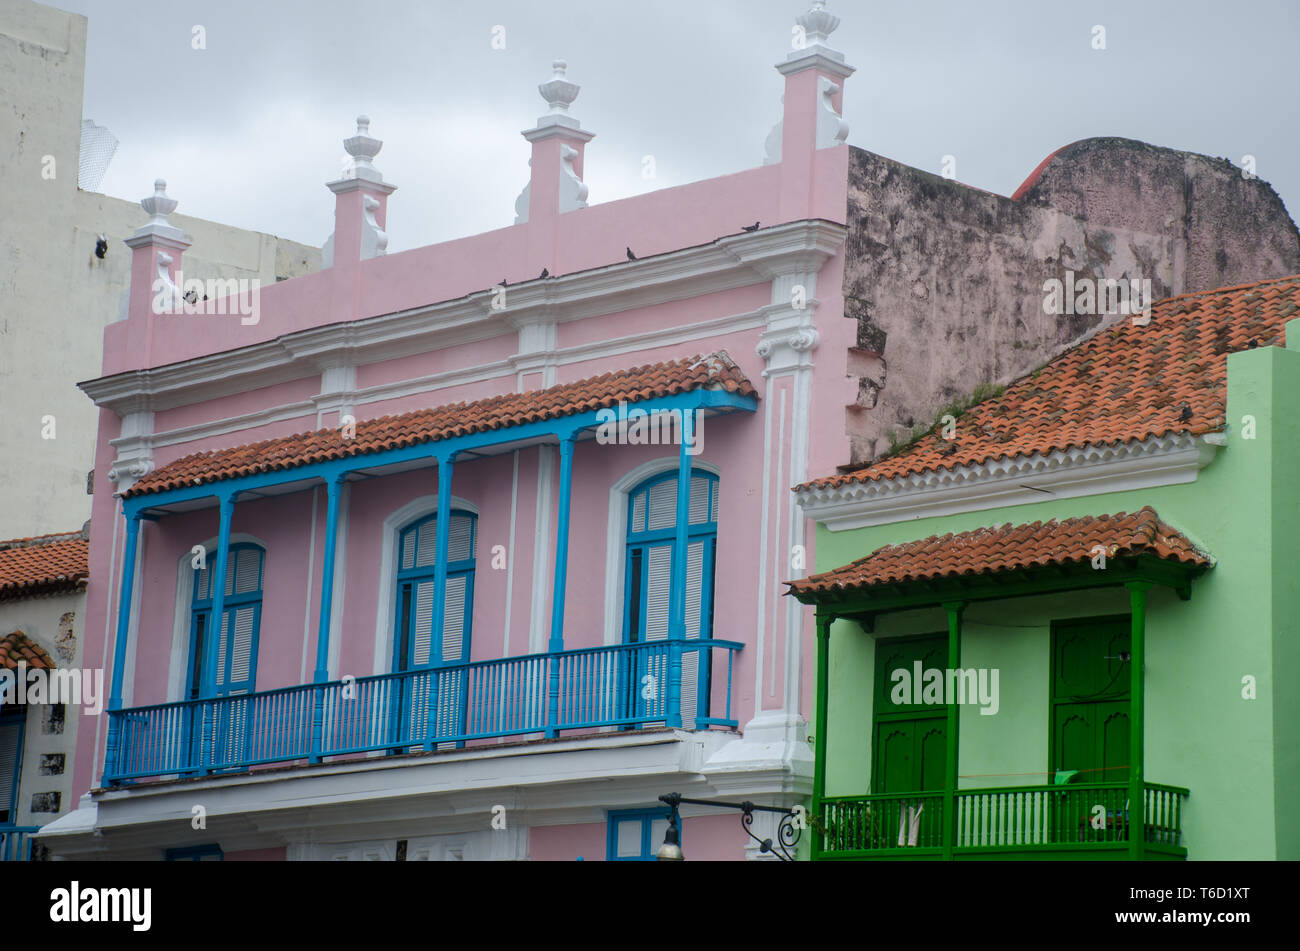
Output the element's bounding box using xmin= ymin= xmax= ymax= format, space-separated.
xmin=1268 ymin=321 xmax=1300 ymax=860
xmin=812 ymin=338 xmax=1300 ymax=859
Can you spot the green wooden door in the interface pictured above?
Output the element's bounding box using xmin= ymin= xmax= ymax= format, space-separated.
xmin=1050 ymin=618 xmax=1132 ymax=842
xmin=1051 ymin=618 xmax=1131 ymax=784
xmin=1053 ymin=700 xmax=1130 ymax=783
xmin=874 ymin=716 xmax=946 ymax=793
xmin=871 ymin=635 xmax=947 ymax=848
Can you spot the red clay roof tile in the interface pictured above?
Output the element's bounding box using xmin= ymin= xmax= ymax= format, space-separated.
xmin=0 ymin=533 xmax=89 ymax=602
xmin=787 ymin=507 xmax=1210 ymax=598
xmin=801 ymin=274 xmax=1300 ymax=491
xmin=126 ymin=352 xmax=756 ymax=498
xmin=0 ymin=631 xmax=56 ymax=670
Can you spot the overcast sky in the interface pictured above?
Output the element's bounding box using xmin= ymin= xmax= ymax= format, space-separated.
xmin=52 ymin=0 xmax=1300 ymax=254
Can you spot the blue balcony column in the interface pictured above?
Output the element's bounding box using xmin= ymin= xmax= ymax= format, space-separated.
xmin=424 ymin=452 xmax=456 ymax=749
xmin=545 ymin=432 xmax=577 ymax=738
xmin=199 ymin=491 xmax=237 ymax=771
xmin=103 ymin=508 xmax=144 ymax=785
xmin=665 ymin=409 xmax=693 ymax=729
xmin=310 ymin=473 xmax=346 ymax=762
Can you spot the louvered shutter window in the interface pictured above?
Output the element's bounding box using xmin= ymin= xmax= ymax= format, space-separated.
xmin=188 ymin=545 xmax=264 ymax=701
xmin=688 ymin=476 xmax=709 ymax=525
xmin=412 ymin=581 xmax=435 ymax=667
xmin=441 ymin=575 xmax=468 ymax=663
xmin=227 ymin=548 xmax=260 ymax=596
xmin=401 ymin=529 xmax=417 ymax=571
xmin=678 ymin=541 xmax=705 ymax=728
xmin=394 ymin=509 xmax=477 ymax=733
xmin=644 ymin=545 xmax=672 ymax=640
xmin=226 ymin=607 xmax=257 ymax=693
xmin=624 ymin=471 xmax=719 ymax=729
xmin=448 ymin=515 xmax=474 ymax=563
xmin=415 ymin=519 xmax=438 ymax=568
xmin=645 ymin=480 xmax=677 ymax=531
xmin=0 ymin=719 xmax=21 ymax=823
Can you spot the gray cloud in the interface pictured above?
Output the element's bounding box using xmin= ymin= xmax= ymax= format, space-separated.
xmin=55 ymin=0 xmax=1300 ymax=255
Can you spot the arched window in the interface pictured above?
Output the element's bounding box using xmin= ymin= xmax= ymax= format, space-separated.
xmin=393 ymin=511 xmax=477 ymax=671
xmin=187 ymin=544 xmax=265 ymax=699
xmin=390 ymin=511 xmax=477 ymax=748
xmin=623 ymin=471 xmax=718 ymax=728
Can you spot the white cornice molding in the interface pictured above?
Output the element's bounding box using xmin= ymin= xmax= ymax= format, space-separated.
xmin=80 ymin=220 xmax=847 ymax=418
xmin=796 ymin=434 xmax=1220 ymax=531
xmin=107 ymin=306 xmax=772 ymax=459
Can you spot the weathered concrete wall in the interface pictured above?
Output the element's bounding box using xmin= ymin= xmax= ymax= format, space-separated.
xmin=841 ymin=138 xmax=1300 ymax=464
xmin=0 ymin=582 xmax=86 ymax=838
xmin=0 ymin=0 xmax=320 ymax=539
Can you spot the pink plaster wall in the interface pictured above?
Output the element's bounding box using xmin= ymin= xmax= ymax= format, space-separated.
xmin=528 ymin=813 xmax=741 ymax=861
xmin=71 ymin=47 xmax=853 ymax=827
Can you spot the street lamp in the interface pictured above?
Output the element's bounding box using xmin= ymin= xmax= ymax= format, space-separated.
xmin=655 ymin=792 xmax=803 ymax=861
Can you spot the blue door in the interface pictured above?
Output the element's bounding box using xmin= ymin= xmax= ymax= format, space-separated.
xmin=186 ymin=545 xmax=264 ymax=768
xmin=622 ymin=472 xmax=717 ymax=727
xmin=391 ymin=512 xmax=476 ymax=748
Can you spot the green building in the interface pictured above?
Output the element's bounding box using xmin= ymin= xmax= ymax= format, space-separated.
xmin=790 ymin=274 xmax=1300 ymax=860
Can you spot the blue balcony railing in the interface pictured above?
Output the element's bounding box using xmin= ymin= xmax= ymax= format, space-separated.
xmin=0 ymin=827 xmax=40 ymax=862
xmin=104 ymin=639 xmax=743 ymax=784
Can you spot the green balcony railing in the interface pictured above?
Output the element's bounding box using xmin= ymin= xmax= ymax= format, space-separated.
xmin=816 ymin=782 xmax=1188 ymax=859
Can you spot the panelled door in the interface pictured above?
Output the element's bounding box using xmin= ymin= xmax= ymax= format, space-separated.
xmin=1051 ymin=618 xmax=1132 ymax=784
xmin=1050 ymin=617 xmax=1132 ymax=842
xmin=871 ymin=634 xmax=948 ymax=846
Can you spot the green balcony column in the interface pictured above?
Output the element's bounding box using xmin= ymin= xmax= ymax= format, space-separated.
xmin=941 ymin=600 xmax=965 ymax=861
xmin=1126 ymin=581 xmax=1151 ymax=861
xmin=811 ymin=612 xmax=832 ymax=861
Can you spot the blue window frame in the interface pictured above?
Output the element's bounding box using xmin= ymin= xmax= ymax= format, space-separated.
xmin=607 ymin=808 xmax=675 ymax=861
xmin=390 ymin=511 xmax=477 ymax=746
xmin=187 ymin=544 xmax=265 ymax=699
xmin=622 ymin=471 xmax=718 ymax=727
xmin=0 ymin=702 xmax=25 ymax=826
xmin=185 ymin=545 xmax=264 ymax=768
xmin=165 ymin=843 xmax=224 ymax=861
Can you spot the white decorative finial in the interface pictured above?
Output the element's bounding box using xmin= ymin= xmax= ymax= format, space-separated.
xmin=141 ymin=178 xmax=178 ymax=228
xmin=342 ymin=114 xmax=384 ymax=181
xmin=798 ymin=0 xmax=840 ymax=45
xmin=539 ymin=58 xmax=581 ymax=116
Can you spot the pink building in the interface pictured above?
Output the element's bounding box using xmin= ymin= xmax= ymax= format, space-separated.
xmin=43 ymin=3 xmax=858 ymax=860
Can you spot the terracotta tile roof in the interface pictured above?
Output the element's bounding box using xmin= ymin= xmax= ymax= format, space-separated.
xmin=802 ymin=274 xmax=1300 ymax=491
xmin=0 ymin=533 xmax=89 ymax=601
xmin=0 ymin=631 xmax=55 ymax=670
xmin=126 ymin=352 xmax=756 ymax=498
xmin=787 ymin=507 xmax=1211 ymax=598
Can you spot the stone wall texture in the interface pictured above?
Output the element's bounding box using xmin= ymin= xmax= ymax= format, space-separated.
xmin=841 ymin=137 xmax=1300 ymax=465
